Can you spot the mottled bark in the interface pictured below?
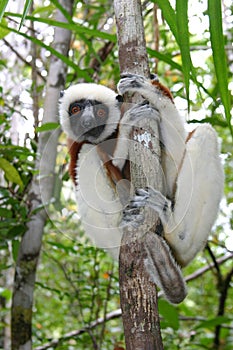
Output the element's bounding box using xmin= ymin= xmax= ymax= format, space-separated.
xmin=114 ymin=0 xmax=164 ymax=349
xmin=11 ymin=1 xmax=74 ymax=349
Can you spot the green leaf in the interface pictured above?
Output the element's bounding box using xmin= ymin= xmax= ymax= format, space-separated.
xmin=31 ymin=4 xmax=55 ymax=16
xmin=0 ymin=0 xmax=8 ymax=22
xmin=196 ymin=316 xmax=231 ymax=330
xmin=12 ymin=239 xmax=20 ymax=262
xmin=5 ymin=12 xmax=116 ymax=42
xmin=154 ymin=0 xmax=178 ymax=41
xmin=0 ymin=158 xmax=24 ymax=189
xmin=0 ymin=144 xmax=33 ymax=159
xmin=8 ymin=225 xmax=26 ymax=239
xmin=36 ymin=122 xmax=60 ymax=132
xmin=154 ymin=0 xmax=194 ymax=104
xmin=208 ymin=0 xmax=232 ymax=134
xmin=0 ymin=18 xmax=10 ymax=39
xmin=158 ymin=299 xmax=179 ymax=330
xmin=19 ymin=0 xmax=33 ymax=31
xmin=0 ymin=288 xmax=12 ymax=301
xmin=176 ymin=0 xmax=191 ymax=102
xmin=49 ymin=0 xmax=73 ymax=23
xmin=46 ymin=240 xmax=77 ymax=254
xmin=147 ymin=48 xmax=182 ymax=71
xmin=0 ymin=208 xmax=13 ymax=218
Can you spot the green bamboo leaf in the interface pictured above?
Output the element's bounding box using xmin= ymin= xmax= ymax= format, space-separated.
xmin=5 ymin=12 xmax=116 ymax=42
xmin=147 ymin=48 xmax=182 ymax=71
xmin=36 ymin=122 xmax=60 ymax=132
xmin=0 ymin=18 xmax=10 ymax=39
xmin=49 ymin=0 xmax=73 ymax=23
xmin=208 ymin=0 xmax=232 ymax=133
xmin=0 ymin=158 xmax=24 ymax=189
xmin=0 ymin=0 xmax=8 ymax=22
xmin=153 ymin=0 xmax=178 ymax=41
xmin=176 ymin=0 xmax=191 ymax=102
xmin=31 ymin=4 xmax=55 ymax=16
xmin=19 ymin=0 xmax=33 ymax=31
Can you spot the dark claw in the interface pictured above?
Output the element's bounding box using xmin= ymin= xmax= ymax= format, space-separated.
xmin=122 ymin=206 xmax=145 ymax=227
xmin=120 ymin=72 xmax=138 ymax=79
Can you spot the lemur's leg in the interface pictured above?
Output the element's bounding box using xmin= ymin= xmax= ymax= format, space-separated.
xmin=167 ymin=124 xmax=224 ymax=265
xmin=121 ymin=189 xmax=188 ymax=304
xmin=128 ymin=124 xmax=224 ymax=267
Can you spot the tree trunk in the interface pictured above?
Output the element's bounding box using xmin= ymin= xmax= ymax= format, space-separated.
xmin=11 ymin=1 xmax=73 ymax=349
xmin=114 ymin=0 xmax=164 ymax=349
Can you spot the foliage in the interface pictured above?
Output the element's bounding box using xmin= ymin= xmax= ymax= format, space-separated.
xmin=0 ymin=0 xmax=232 ymax=349
xmin=0 ymin=113 xmax=35 ymax=247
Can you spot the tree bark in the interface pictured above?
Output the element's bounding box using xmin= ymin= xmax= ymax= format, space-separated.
xmin=114 ymin=0 xmax=164 ymax=349
xmin=11 ymin=1 xmax=73 ymax=349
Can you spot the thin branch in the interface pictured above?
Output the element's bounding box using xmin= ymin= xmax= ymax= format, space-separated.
xmin=34 ymin=309 xmax=122 ymax=350
xmin=185 ymin=253 xmax=233 ymax=283
xmin=214 ymin=265 xmax=233 ymax=349
xmin=158 ymin=253 xmax=233 ymax=299
xmin=179 ymin=316 xmax=233 ymax=330
xmin=90 ymin=41 xmax=115 ymax=80
xmin=206 ymin=244 xmax=223 ymax=285
xmin=2 ymin=39 xmax=46 ymax=82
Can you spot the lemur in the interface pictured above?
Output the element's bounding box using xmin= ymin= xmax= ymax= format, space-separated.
xmin=59 ymin=73 xmax=224 ymax=303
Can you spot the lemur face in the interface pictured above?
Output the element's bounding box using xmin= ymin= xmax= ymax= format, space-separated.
xmin=68 ymin=99 xmax=109 ymax=143
xmin=59 ymin=83 xmax=122 ymax=144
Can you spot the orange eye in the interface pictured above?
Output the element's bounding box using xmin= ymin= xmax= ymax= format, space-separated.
xmin=71 ymin=105 xmax=81 ymax=114
xmin=96 ymin=108 xmax=107 ymax=118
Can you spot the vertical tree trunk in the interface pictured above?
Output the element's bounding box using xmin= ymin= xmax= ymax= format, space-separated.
xmin=11 ymin=1 xmax=74 ymax=349
xmin=114 ymin=0 xmax=164 ymax=349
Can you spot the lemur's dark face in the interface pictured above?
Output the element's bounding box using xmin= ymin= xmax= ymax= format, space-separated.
xmin=68 ymin=99 xmax=109 ymax=142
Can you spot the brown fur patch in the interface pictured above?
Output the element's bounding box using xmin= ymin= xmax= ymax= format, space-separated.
xmin=151 ymin=80 xmax=174 ymax=102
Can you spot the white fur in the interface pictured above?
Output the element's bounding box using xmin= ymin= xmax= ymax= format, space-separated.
xmin=59 ymin=83 xmax=121 ymax=143
xmin=76 ymin=144 xmax=123 ymax=258
xmin=165 ymin=124 xmax=224 ymax=265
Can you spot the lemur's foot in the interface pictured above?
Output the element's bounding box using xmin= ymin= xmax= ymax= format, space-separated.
xmin=118 ymin=73 xmax=149 ymax=95
xmin=118 ymin=72 xmax=173 ymax=103
xmin=120 ymin=206 xmax=145 ymax=228
xmin=127 ymin=187 xmax=172 ymax=226
xmin=122 ymin=101 xmax=160 ymax=126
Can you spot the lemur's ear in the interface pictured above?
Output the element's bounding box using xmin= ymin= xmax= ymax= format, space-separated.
xmin=116 ymin=94 xmax=124 ymax=103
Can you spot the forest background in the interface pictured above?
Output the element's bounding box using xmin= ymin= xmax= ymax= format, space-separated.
xmin=0 ymin=0 xmax=232 ymax=349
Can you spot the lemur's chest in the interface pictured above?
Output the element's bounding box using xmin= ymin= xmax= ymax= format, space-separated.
xmin=75 ymin=144 xmax=124 ymax=257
